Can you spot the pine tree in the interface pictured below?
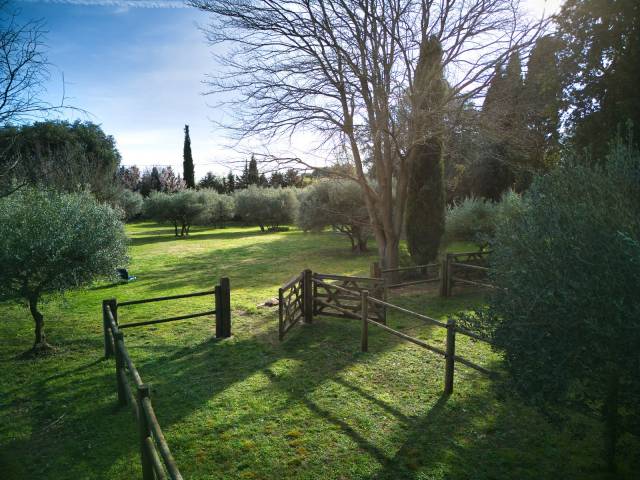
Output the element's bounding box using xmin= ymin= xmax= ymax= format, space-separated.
xmin=248 ymin=155 xmax=260 ymax=185
xmin=405 ymin=36 xmax=447 ymax=264
xmin=226 ymin=171 xmax=236 ymax=193
xmin=183 ymin=125 xmax=195 ymax=188
xmin=238 ymin=160 xmax=249 ymax=189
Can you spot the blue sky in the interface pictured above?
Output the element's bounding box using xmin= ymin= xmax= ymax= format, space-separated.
xmin=17 ymin=0 xmax=232 ymax=179
xmin=15 ymin=0 xmax=562 ymax=180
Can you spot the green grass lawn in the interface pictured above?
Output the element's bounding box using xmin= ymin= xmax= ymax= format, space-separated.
xmin=0 ymin=222 xmax=637 ymax=479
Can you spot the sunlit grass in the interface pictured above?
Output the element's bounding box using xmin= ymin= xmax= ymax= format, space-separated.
xmin=0 ymin=222 xmax=636 ymax=479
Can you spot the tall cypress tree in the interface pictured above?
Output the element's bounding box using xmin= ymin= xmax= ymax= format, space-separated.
xmin=405 ymin=36 xmax=447 ymax=264
xmin=183 ymin=125 xmax=195 ymax=188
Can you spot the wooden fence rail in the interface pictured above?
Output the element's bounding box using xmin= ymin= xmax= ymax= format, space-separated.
xmin=102 ymin=278 xmax=231 ymax=479
xmin=360 ymin=292 xmax=497 ymax=394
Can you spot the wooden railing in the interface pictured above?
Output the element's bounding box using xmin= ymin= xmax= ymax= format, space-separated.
xmin=278 ymin=270 xmax=310 ymax=341
xmin=359 ymin=291 xmax=496 ymax=395
xmin=370 ymin=250 xmax=495 ymax=298
xmin=101 ymin=278 xmax=231 ymax=479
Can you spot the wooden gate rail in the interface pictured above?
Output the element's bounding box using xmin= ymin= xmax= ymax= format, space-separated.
xmin=360 ymin=293 xmax=496 ymax=394
xmin=103 ymin=304 xmax=183 ymax=480
xmin=313 ymin=272 xmax=386 ymax=324
xmin=278 ymin=270 xmax=308 ymax=341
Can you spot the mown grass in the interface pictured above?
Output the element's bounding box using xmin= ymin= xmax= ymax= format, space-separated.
xmin=0 ymin=222 xmax=637 ymax=479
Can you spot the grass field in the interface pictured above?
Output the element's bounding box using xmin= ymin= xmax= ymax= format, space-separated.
xmin=1 ymin=222 xmax=637 ymax=479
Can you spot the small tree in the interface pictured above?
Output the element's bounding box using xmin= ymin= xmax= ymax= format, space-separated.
xmin=196 ymin=189 xmax=235 ymax=227
xmin=0 ymin=188 xmax=128 ymax=351
xmin=297 ymin=179 xmax=370 ymax=252
xmin=470 ymin=141 xmax=640 ymax=471
xmin=144 ymin=190 xmax=206 ymax=236
xmin=234 ymin=186 xmax=297 ymax=232
xmin=112 ymin=188 xmax=144 ymax=221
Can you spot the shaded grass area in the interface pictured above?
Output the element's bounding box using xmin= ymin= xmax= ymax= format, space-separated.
xmin=0 ymin=222 xmax=637 ymax=479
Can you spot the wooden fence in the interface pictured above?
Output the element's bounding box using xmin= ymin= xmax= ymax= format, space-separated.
xmin=370 ymin=250 xmax=495 ymax=298
xmin=101 ymin=278 xmax=231 ymax=479
xmin=359 ymin=291 xmax=496 ymax=394
xmin=278 ymin=270 xmax=385 ymax=341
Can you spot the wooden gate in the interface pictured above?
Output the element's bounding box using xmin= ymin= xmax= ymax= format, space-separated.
xmin=278 ymin=270 xmax=312 ymax=340
xmin=312 ymin=273 xmax=386 ymax=324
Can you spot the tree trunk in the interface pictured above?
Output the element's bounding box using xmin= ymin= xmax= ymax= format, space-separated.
xmin=173 ymin=221 xmax=179 ymax=237
xmin=603 ymin=373 xmax=620 ymax=472
xmin=29 ymin=293 xmax=50 ymax=351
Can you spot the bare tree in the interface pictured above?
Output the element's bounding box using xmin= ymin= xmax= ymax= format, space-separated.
xmin=192 ymin=0 xmax=546 ymax=269
xmin=0 ymin=2 xmax=69 ymax=197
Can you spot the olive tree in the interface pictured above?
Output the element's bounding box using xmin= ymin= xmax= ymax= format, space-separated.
xmin=144 ymin=190 xmax=206 ymax=236
xmin=467 ymin=142 xmax=640 ymax=471
xmin=0 ymin=188 xmax=127 ymax=351
xmin=196 ymin=189 xmax=235 ymax=228
xmin=297 ymin=179 xmax=370 ymax=252
xmin=234 ymin=186 xmax=297 ymax=232
xmin=111 ymin=188 xmax=144 ymax=221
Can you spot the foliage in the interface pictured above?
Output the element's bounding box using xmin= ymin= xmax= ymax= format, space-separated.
xmin=198 ymin=171 xmax=227 ymax=193
xmin=117 ymin=165 xmax=141 ymax=191
xmin=297 ymin=179 xmax=370 ymax=252
xmin=111 ymin=188 xmax=144 ymax=222
xmin=183 ymin=125 xmax=195 ymax=188
xmin=139 ymin=166 xmax=185 ymax=197
xmin=443 ymin=190 xmax=523 ymax=248
xmin=196 ymin=189 xmax=235 ymax=227
xmin=0 ymin=188 xmax=127 ymax=349
xmin=557 ymin=0 xmax=640 ymax=157
xmin=144 ymin=190 xmax=206 ymax=236
xmin=0 ymin=120 xmax=121 ymax=201
xmin=405 ymin=36 xmax=447 ymax=263
xmin=472 ymin=141 xmax=640 ymax=470
xmin=234 ymin=185 xmax=298 ymax=232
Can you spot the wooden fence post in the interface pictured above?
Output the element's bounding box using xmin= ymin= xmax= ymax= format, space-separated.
xmin=278 ymin=287 xmax=284 ymax=341
xmin=114 ymin=331 xmax=127 ymax=406
xmin=444 ymin=319 xmax=456 ymax=395
xmin=445 ymin=254 xmax=454 ymax=297
xmin=102 ymin=300 xmax=114 ymax=359
xmin=221 ymin=277 xmax=231 ymax=337
xmin=439 ymin=259 xmax=447 ymax=297
xmin=303 ymin=269 xmax=313 ymax=324
xmin=361 ymin=290 xmax=369 ymax=352
xmin=106 ymin=298 xmax=118 ymax=325
xmin=370 ymin=262 xmax=381 ymax=279
xmin=136 ymin=384 xmax=155 ymax=480
xmin=215 ymin=278 xmax=232 ymax=338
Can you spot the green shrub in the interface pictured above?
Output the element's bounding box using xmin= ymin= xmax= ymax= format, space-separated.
xmin=297 ymin=179 xmax=370 ymax=252
xmin=471 ymin=141 xmax=640 ymax=470
xmin=234 ymin=186 xmax=298 ymax=232
xmin=196 ymin=189 xmax=235 ymax=227
xmin=443 ymin=190 xmax=522 ymax=248
xmin=112 ymin=188 xmax=143 ymax=221
xmin=0 ymin=188 xmax=127 ymax=351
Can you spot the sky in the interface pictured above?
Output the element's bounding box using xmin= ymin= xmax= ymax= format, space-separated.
xmin=15 ymin=0 xmax=563 ymax=180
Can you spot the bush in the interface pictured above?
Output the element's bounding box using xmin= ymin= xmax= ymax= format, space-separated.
xmin=471 ymin=142 xmax=640 ymax=470
xmin=196 ymin=189 xmax=235 ymax=227
xmin=234 ymin=186 xmax=298 ymax=231
xmin=297 ymin=179 xmax=370 ymax=252
xmin=0 ymin=188 xmax=128 ymax=351
xmin=443 ymin=190 xmax=522 ymax=248
xmin=112 ymin=188 xmax=143 ymax=221
xmin=144 ymin=190 xmax=207 ymax=236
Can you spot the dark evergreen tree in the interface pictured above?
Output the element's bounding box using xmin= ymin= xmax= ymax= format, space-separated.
xmin=405 ymin=36 xmax=447 ymax=263
xmin=521 ymin=35 xmax=562 ymax=181
xmin=183 ymin=125 xmax=195 ymax=188
xmin=226 ymin=171 xmax=236 ymax=193
xmin=237 ymin=160 xmax=250 ymax=189
xmin=248 ymin=155 xmax=260 ymax=185
xmin=270 ymin=171 xmax=285 ymax=187
xmin=198 ymin=171 xmax=226 ymax=193
xmin=557 ymin=0 xmax=640 ymax=158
